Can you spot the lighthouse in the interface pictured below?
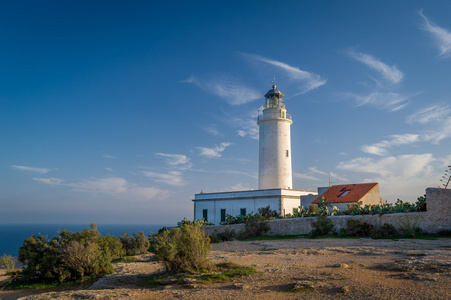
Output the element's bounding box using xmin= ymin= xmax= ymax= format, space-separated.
xmin=257 ymin=83 xmax=293 ymax=189
xmin=193 ymin=82 xmax=317 ymax=224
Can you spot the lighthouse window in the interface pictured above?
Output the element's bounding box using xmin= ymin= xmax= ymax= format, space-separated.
xmin=281 ymin=111 xmax=285 ymax=118
xmin=286 ymin=150 xmax=289 ymax=157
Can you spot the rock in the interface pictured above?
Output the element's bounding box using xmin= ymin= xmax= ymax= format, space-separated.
xmin=333 ymin=263 xmax=349 ymax=268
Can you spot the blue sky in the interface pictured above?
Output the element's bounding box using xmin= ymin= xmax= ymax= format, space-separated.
xmin=2 ymin=0 xmax=451 ymax=224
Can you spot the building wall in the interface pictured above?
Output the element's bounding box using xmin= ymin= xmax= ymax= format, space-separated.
xmin=201 ymin=188 xmax=451 ymax=235
xmin=300 ymin=194 xmax=319 ymax=209
xmin=194 ymin=189 xmax=314 ymax=225
xmin=258 ymin=115 xmax=292 ymax=189
xmin=360 ymin=184 xmax=384 ymax=206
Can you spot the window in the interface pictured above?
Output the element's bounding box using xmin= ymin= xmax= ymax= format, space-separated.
xmin=240 ymin=208 xmax=246 ymax=216
xmin=202 ymin=209 xmax=208 ymax=221
xmin=338 ymin=190 xmax=350 ymax=198
xmin=220 ymin=209 xmax=226 ymax=222
xmin=286 ymin=150 xmax=289 ymax=157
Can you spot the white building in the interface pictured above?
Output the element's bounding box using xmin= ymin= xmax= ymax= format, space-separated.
xmin=193 ymin=83 xmax=317 ymax=224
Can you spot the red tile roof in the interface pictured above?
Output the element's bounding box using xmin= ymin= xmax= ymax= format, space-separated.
xmin=312 ymin=183 xmax=378 ymax=204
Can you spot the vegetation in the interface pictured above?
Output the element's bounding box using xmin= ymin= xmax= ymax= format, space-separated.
xmin=309 ymin=216 xmax=335 ymax=237
xmin=339 ymin=219 xmax=374 ymax=237
xmin=151 ymin=224 xmax=211 ymax=273
xmin=120 ymin=232 xmax=150 ymax=256
xmin=0 ymin=254 xmax=16 ymax=273
xmin=13 ymin=223 xmax=154 ymax=286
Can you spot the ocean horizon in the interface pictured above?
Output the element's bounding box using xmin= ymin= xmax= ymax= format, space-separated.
xmin=0 ymin=223 xmax=175 ymax=257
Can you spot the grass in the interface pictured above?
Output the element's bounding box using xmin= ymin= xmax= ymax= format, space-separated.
xmin=6 ymin=273 xmax=103 ymax=290
xmin=141 ymin=261 xmax=258 ymax=287
xmin=242 ymin=234 xmax=308 ymax=241
xmin=112 ymin=256 xmax=137 ymax=263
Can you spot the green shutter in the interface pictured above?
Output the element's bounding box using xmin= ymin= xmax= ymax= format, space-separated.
xmin=240 ymin=208 xmax=246 ymax=216
xmin=202 ymin=209 xmax=208 ymax=221
xmin=220 ymin=209 xmax=226 ymax=222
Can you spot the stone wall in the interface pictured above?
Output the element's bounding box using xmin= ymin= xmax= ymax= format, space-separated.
xmin=202 ymin=188 xmax=450 ymax=236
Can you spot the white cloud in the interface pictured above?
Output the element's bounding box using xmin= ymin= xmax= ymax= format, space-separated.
xmin=337 ymin=154 xmax=435 ymax=178
xmin=239 ymin=52 xmax=326 ymax=94
xmin=203 ymin=124 xmax=221 ymax=136
xmin=130 ymin=187 xmax=171 ymax=200
xmin=293 ymin=173 xmax=320 ymax=181
xmin=419 ymin=10 xmax=451 ymax=57
xmin=33 ymin=177 xmax=63 ymax=186
xmin=106 ymin=168 xmax=113 ymax=172
xmin=337 ymin=154 xmax=438 ymax=201
xmin=346 ymin=92 xmax=413 ymax=112
xmin=197 ymin=142 xmax=232 ymax=158
xmin=102 ymin=154 xmax=115 ymax=159
xmin=155 ymin=153 xmax=192 ymax=169
xmin=348 ymin=50 xmax=403 ymax=84
xmin=142 ymin=170 xmax=187 ymax=186
xmin=361 ymin=134 xmax=420 ymax=156
xmin=184 ymin=75 xmax=260 ymax=105
xmin=406 ymin=104 xmax=451 ymax=124
xmin=422 ymin=118 xmax=451 ymax=144
xmin=308 ymin=167 xmax=327 ymax=175
xmin=68 ymin=177 xmax=129 ymax=195
xmin=11 ymin=165 xmax=54 ymax=174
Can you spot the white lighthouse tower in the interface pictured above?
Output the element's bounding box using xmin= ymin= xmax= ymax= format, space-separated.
xmin=257 ymin=83 xmax=293 ymax=189
xmin=193 ymin=82 xmax=317 ymax=224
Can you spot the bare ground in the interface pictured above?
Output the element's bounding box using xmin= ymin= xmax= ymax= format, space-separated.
xmin=1 ymin=238 xmax=450 ymax=300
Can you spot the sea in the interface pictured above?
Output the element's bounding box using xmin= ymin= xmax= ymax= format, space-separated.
xmin=0 ymin=224 xmax=175 ymax=257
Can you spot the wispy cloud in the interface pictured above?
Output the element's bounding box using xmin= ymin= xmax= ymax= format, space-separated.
xmin=337 ymin=154 xmax=438 ymax=201
xmin=348 ymin=50 xmax=403 ymax=84
xmin=12 ymin=165 xmax=55 ymax=174
xmin=102 ymin=154 xmax=115 ymax=159
xmin=406 ymin=104 xmax=451 ymax=124
xmin=361 ymin=134 xmax=420 ymax=156
xmin=33 ymin=177 xmax=63 ymax=186
xmin=337 ymin=154 xmax=434 ymax=178
xmin=308 ymin=167 xmax=328 ymax=175
xmin=419 ymin=10 xmax=451 ymax=58
xmin=293 ymin=173 xmax=320 ymax=181
xmin=155 ymin=153 xmax=192 ymax=170
xmin=197 ymin=142 xmax=232 ymax=158
xmin=142 ymin=170 xmax=187 ymax=186
xmin=345 ymin=92 xmax=414 ymax=112
xmin=239 ymin=52 xmax=326 ymax=94
xmin=422 ymin=118 xmax=451 ymax=144
xmin=183 ymin=75 xmax=260 ymax=105
xmin=69 ymin=177 xmax=129 ymax=194
xmin=203 ymin=124 xmax=221 ymax=136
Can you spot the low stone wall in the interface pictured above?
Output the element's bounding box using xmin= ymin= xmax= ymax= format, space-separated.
xmin=202 ymin=188 xmax=450 ymax=236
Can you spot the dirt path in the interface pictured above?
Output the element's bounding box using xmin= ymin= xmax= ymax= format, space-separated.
xmin=1 ymin=238 xmax=450 ymax=299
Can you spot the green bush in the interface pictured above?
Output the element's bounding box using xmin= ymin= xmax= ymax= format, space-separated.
xmin=258 ymin=205 xmax=279 ymax=219
xmin=212 ymin=228 xmax=237 ymax=242
xmin=241 ymin=217 xmax=270 ymax=239
xmin=98 ymin=234 xmax=125 ymax=259
xmin=18 ymin=224 xmax=114 ymax=283
xmin=152 ymin=224 xmax=211 ymax=273
xmin=371 ymin=223 xmax=399 ymax=239
xmin=340 ymin=219 xmax=374 ymax=237
xmin=120 ymin=232 xmax=150 ymax=256
xmin=1 ymin=254 xmax=16 ymax=272
xmin=309 ymin=216 xmax=335 ymax=237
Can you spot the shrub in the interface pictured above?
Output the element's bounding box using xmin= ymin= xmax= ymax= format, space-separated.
xmin=18 ymin=224 xmax=114 ymax=283
xmin=1 ymin=254 xmax=16 ymax=272
xmin=240 ymin=217 xmax=270 ymax=239
xmin=416 ymin=195 xmax=427 ymax=212
xmin=396 ymin=215 xmax=423 ymax=237
xmin=152 ymin=224 xmax=211 ymax=273
xmin=98 ymin=234 xmax=125 ymax=259
xmin=309 ymin=216 xmax=335 ymax=237
xmin=120 ymin=232 xmax=150 ymax=256
xmin=212 ymin=228 xmax=237 ymax=242
xmin=371 ymin=223 xmax=399 ymax=239
xmin=340 ymin=219 xmax=374 ymax=237
xmin=258 ymin=205 xmax=279 ymax=219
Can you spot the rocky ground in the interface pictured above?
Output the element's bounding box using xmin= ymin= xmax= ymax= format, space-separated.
xmin=1 ymin=238 xmax=450 ymax=299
